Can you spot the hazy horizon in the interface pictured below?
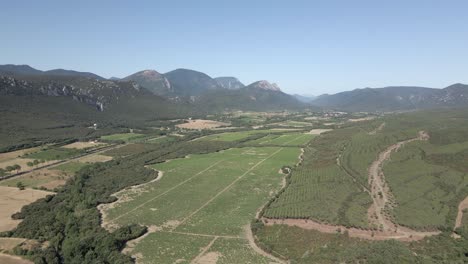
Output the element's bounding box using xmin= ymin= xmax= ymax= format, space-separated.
xmin=2 ymin=0 xmax=467 ymax=95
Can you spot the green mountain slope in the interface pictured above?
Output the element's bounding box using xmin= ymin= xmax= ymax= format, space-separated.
xmin=312 ymin=84 xmax=468 ymax=111
xmin=164 ymin=68 xmax=222 ymax=96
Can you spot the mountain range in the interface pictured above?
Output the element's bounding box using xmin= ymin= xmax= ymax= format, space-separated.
xmin=312 ymin=84 xmax=468 ymax=112
xmin=1 ymin=64 xmax=467 ymax=113
xmin=0 ymin=64 xmax=303 ymax=113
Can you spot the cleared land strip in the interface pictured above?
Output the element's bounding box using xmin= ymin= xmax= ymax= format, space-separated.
xmin=172 ymin=147 xmax=285 ymax=230
xmin=108 ymin=159 xmax=226 ymax=223
xmin=263 ymin=131 xmax=440 ymax=241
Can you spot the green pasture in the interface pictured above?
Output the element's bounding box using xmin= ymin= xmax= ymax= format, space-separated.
xmin=53 ymin=161 xmax=88 ymax=173
xmin=248 ymin=133 xmax=315 ymax=146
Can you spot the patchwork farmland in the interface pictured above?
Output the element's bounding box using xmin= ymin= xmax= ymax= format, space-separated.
xmin=2 ymin=110 xmax=468 ymax=263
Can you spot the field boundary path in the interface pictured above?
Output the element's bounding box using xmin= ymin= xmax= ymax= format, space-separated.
xmin=368 ymin=122 xmax=386 ymax=135
xmin=263 ymin=131 xmax=440 ymax=241
xmin=190 ymin=237 xmax=219 ymax=264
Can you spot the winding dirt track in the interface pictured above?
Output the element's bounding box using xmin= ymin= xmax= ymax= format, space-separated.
xmin=367 ymin=131 xmax=429 ymax=232
xmin=264 ymin=131 xmax=440 ymax=241
xmin=455 ymin=196 xmax=468 ymax=229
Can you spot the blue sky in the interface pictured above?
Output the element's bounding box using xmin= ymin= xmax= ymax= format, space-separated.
xmin=2 ymin=0 xmax=467 ymax=95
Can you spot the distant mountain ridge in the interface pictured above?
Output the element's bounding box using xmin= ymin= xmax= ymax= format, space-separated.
xmin=0 ymin=64 xmax=303 ymax=112
xmin=193 ymin=80 xmax=305 ymax=111
xmin=311 ymin=84 xmax=468 ymax=111
xmin=3 ymin=64 xmax=467 ymax=113
xmin=293 ymin=94 xmax=316 ymax=103
xmin=0 ymin=64 xmax=105 ymax=80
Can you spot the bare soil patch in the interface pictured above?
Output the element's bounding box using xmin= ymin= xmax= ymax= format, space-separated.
xmin=1 ymin=167 xmax=70 ymax=190
xmin=176 ymin=119 xmax=230 ymax=130
xmin=76 ymin=154 xmax=113 ymax=163
xmin=306 ymin=129 xmax=333 ymax=135
xmin=0 ymin=253 xmax=33 ymax=264
xmin=348 ymin=117 xmax=376 ymax=122
xmin=0 ymin=186 xmax=53 ymax=232
xmin=270 ymin=128 xmax=302 ymax=131
xmin=62 ymin=141 xmax=105 ymax=149
xmin=0 ymin=238 xmax=28 ymax=252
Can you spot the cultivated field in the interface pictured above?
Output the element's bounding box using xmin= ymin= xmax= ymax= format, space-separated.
xmin=176 ymin=119 xmax=230 ymax=130
xmin=267 ymin=120 xmax=312 ymax=127
xmin=0 ymin=186 xmax=53 ymax=232
xmin=248 ymin=133 xmax=315 ymax=146
xmin=201 ymin=129 xmax=303 ymax=142
xmin=263 ymin=127 xmax=372 ymax=228
xmin=100 ymin=146 xmax=300 ymax=263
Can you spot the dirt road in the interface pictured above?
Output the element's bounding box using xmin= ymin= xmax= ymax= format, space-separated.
xmin=454 ymin=196 xmax=468 ymax=229
xmin=367 ymin=131 xmax=429 ymax=232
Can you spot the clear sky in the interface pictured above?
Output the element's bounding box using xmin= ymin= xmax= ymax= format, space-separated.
xmin=2 ymin=0 xmax=468 ymax=95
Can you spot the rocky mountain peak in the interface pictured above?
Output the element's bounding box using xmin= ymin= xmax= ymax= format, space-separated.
xmin=250 ymin=80 xmax=281 ymax=91
xmin=140 ymin=69 xmax=163 ymax=77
